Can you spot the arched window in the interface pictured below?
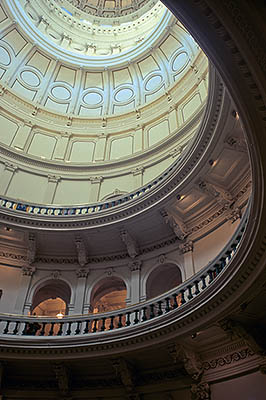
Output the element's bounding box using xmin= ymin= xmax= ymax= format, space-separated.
xmin=90 ymin=277 xmax=127 ymax=313
xmin=31 ymin=279 xmax=71 ymax=317
xmin=146 ymin=263 xmax=182 ymax=300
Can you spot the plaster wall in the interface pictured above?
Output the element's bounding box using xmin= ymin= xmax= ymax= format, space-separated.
xmin=0 ymin=265 xmax=22 ymax=313
xmin=211 ymin=371 xmax=266 ymax=400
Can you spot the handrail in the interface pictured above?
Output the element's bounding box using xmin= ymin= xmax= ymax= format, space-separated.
xmin=0 ymin=206 xmax=249 ymax=338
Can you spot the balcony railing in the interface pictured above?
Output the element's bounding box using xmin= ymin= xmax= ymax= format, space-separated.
xmin=0 ymin=208 xmax=248 ymax=339
xmin=0 ymin=157 xmax=180 ymax=218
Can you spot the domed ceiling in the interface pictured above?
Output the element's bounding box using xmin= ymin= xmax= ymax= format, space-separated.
xmin=0 ymin=0 xmax=208 ymax=207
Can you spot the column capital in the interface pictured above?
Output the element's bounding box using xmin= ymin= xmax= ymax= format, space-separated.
xmin=48 ymin=174 xmax=61 ymax=183
xmin=131 ymin=166 xmax=144 ymax=176
xmin=76 ymin=267 xmax=89 ymax=278
xmin=22 ymin=266 xmax=36 ymax=276
xmin=129 ymin=260 xmax=142 ymax=272
xmin=89 ymin=176 xmax=103 ymax=184
xmin=179 ymin=240 xmax=193 ymax=254
xmin=4 ymin=162 xmax=18 ymax=172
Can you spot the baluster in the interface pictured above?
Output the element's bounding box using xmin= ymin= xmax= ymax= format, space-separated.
xmin=165 ymin=298 xmax=170 ymax=313
xmin=57 ymin=322 xmax=63 ymax=336
xmin=48 ymin=322 xmax=55 ymax=336
xmin=66 ymin=322 xmax=72 ymax=335
xmin=75 ymin=321 xmax=81 ymax=335
xmin=83 ymin=320 xmax=90 ymax=334
xmin=172 ymin=294 xmax=178 ymax=309
xmin=149 ymin=304 xmax=155 ymax=319
xmin=157 ymin=301 xmax=163 ymax=315
xmin=3 ymin=321 xmax=10 ymax=334
xmin=101 ymin=317 xmax=106 ymax=332
xmin=126 ymin=312 xmax=131 ymax=326
xmin=200 ymin=275 xmax=207 ymax=290
xmin=207 ymin=269 xmax=214 ymax=283
xmin=134 ymin=310 xmax=139 ymax=324
xmin=187 ymin=285 xmax=193 ymax=300
xmin=22 ymin=322 xmax=28 ymax=335
xmin=109 ymin=316 xmax=114 ymax=330
xmin=117 ymin=314 xmax=123 ymax=328
xmin=40 ymin=322 xmax=46 ymax=336
xmin=194 ymin=280 xmax=200 ymax=296
xmin=92 ymin=319 xmax=98 ymax=333
xmin=180 ymin=289 xmax=186 ymax=305
xmin=12 ymin=321 xmax=19 ymax=335
xmin=220 ymin=257 xmax=226 ymax=269
xmin=142 ymin=307 xmax=147 ymax=322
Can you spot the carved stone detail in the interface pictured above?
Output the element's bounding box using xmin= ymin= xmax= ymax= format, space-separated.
xmin=161 ymin=209 xmax=188 ymax=240
xmin=120 ymin=229 xmax=139 ymax=259
xmin=75 ymin=236 xmax=88 ymax=267
xmin=179 ymin=240 xmax=193 ymax=254
xmin=219 ymin=319 xmax=262 ymax=354
xmin=191 ymin=382 xmax=210 ymax=400
xmin=168 ymin=343 xmax=203 ymax=380
xmin=129 ymin=260 xmax=142 ymax=272
xmin=53 ymin=362 xmax=70 ymax=396
xmin=131 ymin=166 xmax=144 ymax=176
xmin=89 ymin=176 xmax=103 ymax=184
xmin=27 ymin=232 xmax=36 ymax=265
xmin=76 ymin=268 xmax=89 ymax=278
xmin=22 ymin=266 xmax=36 ymax=276
xmin=112 ymin=358 xmax=138 ymax=398
xmin=4 ymin=162 xmax=18 ymax=172
xmin=225 ymin=136 xmax=247 ymax=153
xmin=51 ymin=270 xmax=61 ymax=279
xmin=197 ymin=179 xmax=232 ymax=207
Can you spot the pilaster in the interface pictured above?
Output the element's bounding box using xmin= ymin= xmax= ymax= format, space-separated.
xmin=0 ymin=162 xmax=18 ymax=194
xmin=129 ymin=260 xmax=142 ymax=304
xmin=43 ymin=174 xmax=60 ymax=203
xmin=14 ymin=266 xmax=35 ymax=314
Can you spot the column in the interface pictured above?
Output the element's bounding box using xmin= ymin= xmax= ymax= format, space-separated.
xmin=0 ymin=162 xmax=18 ymax=195
xmin=14 ymin=267 xmax=35 ymax=314
xmin=131 ymin=167 xmax=144 ymax=189
xmin=89 ymin=176 xmax=103 ymax=202
xmin=129 ymin=260 xmax=142 ymax=304
xmin=179 ymin=241 xmax=195 ymax=280
xmin=43 ymin=175 xmax=60 ymax=204
xmin=73 ymin=268 xmax=89 ymax=314
xmin=94 ymin=135 xmax=107 ymax=161
xmin=54 ymin=132 xmax=71 ymax=161
xmin=12 ymin=122 xmax=33 ymax=151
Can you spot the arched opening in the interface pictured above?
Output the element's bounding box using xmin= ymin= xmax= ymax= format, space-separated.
xmin=146 ymin=263 xmax=182 ymax=300
xmin=31 ymin=279 xmax=71 ymax=317
xmin=90 ymin=277 xmax=127 ymax=313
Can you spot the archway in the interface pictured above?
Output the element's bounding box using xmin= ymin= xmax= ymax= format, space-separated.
xmin=146 ymin=263 xmax=182 ymax=300
xmin=90 ymin=277 xmax=127 ymax=313
xmin=31 ymin=279 xmax=71 ymax=317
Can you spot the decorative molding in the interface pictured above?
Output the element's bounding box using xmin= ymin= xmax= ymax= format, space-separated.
xmin=168 ymin=343 xmax=203 ymax=380
xmin=22 ymin=266 xmax=35 ymax=276
xmin=129 ymin=260 xmax=142 ymax=272
xmin=75 ymin=236 xmax=88 ymax=267
xmin=51 ymin=270 xmax=61 ymax=279
xmin=161 ymin=209 xmax=188 ymax=240
xmin=27 ymin=232 xmax=36 ymax=265
xmin=120 ymin=229 xmax=139 ymax=259
xmin=53 ymin=362 xmax=70 ymax=396
xmin=225 ymin=136 xmax=247 ymax=153
xmin=76 ymin=268 xmax=89 ymax=278
xmin=202 ymin=348 xmax=254 ymax=370
xmin=179 ymin=240 xmax=193 ymax=254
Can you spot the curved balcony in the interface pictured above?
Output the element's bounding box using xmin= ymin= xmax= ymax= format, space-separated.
xmin=0 ymin=206 xmax=248 ymax=349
